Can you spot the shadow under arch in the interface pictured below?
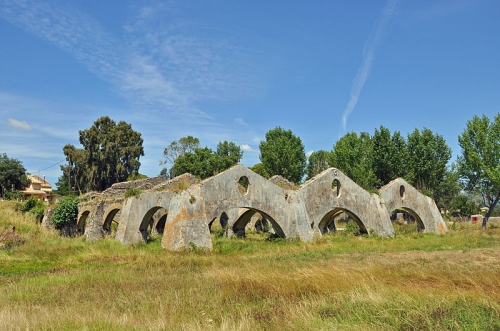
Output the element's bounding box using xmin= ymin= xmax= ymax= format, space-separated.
xmin=139 ymin=206 xmax=169 ymax=242
xmin=391 ymin=207 xmax=425 ymax=233
xmin=153 ymin=209 xmax=168 ymax=235
xmin=318 ymin=208 xmax=368 ymax=235
xmin=208 ymin=212 xmax=229 ymax=234
xmin=103 ymin=208 xmax=121 ymax=235
xmin=232 ymin=208 xmax=285 ymax=238
xmin=77 ymin=210 xmax=90 ymax=235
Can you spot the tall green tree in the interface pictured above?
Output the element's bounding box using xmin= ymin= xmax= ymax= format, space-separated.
xmin=171 ymin=147 xmax=216 ymax=179
xmin=62 ymin=116 xmax=144 ymax=192
xmin=215 ymin=141 xmax=243 ymax=170
xmin=457 ymin=113 xmax=500 ymax=228
xmin=0 ymin=153 xmax=30 ymax=197
xmin=371 ymin=126 xmax=408 ymax=187
xmin=161 ymin=136 xmax=200 ymax=179
xmin=60 ymin=144 xmax=88 ymax=194
xmin=406 ymin=128 xmax=451 ymax=195
xmin=306 ymin=150 xmax=332 ymax=180
xmin=171 ymin=141 xmax=243 ymax=179
xmin=329 ymin=132 xmax=375 ymax=189
xmin=259 ymin=127 xmax=306 ymax=183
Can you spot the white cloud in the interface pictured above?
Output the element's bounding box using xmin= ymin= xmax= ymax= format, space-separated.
xmin=341 ymin=0 xmax=398 ymax=132
xmin=234 ymin=118 xmax=248 ymax=126
xmin=8 ymin=118 xmax=32 ymax=130
xmin=241 ymin=144 xmax=257 ymax=153
xmin=0 ymin=0 xmax=264 ymax=122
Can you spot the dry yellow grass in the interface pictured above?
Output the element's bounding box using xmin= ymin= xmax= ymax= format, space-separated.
xmin=1 ymin=200 xmax=500 ymax=330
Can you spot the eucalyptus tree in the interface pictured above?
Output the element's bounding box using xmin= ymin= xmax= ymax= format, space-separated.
xmin=62 ymin=116 xmax=144 ymax=192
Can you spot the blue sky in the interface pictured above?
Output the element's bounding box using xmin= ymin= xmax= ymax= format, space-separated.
xmin=1 ymin=0 xmax=499 ymax=187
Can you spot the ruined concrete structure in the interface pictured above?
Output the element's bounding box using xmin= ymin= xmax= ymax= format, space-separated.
xmin=76 ymin=165 xmax=447 ymax=250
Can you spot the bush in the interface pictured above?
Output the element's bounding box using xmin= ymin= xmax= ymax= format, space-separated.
xmin=21 ymin=197 xmax=38 ymax=212
xmin=3 ymin=190 xmax=24 ymax=200
xmin=29 ymin=206 xmax=45 ymax=222
xmin=345 ymin=221 xmax=360 ymax=235
xmin=51 ymin=196 xmax=79 ymax=229
xmin=125 ymin=188 xmax=142 ymax=198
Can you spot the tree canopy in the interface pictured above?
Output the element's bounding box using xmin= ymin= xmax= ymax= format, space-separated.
xmin=458 ymin=113 xmax=500 ymax=227
xmin=371 ymin=126 xmax=407 ymax=187
xmin=306 ymin=150 xmax=331 ymax=180
xmin=170 ymin=140 xmax=243 ymax=179
xmin=61 ymin=116 xmax=144 ymax=192
xmin=0 ymin=153 xmax=30 ymax=197
xmin=161 ymin=136 xmax=200 ymax=179
xmin=406 ymin=128 xmax=452 ymax=194
xmin=329 ymin=132 xmax=375 ymax=189
xmin=259 ymin=127 xmax=306 ymax=183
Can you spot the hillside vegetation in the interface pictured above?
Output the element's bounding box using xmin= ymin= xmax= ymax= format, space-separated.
xmin=1 ymin=201 xmax=500 ymax=330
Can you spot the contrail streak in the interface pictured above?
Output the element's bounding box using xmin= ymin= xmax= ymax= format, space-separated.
xmin=341 ymin=0 xmax=398 ymax=132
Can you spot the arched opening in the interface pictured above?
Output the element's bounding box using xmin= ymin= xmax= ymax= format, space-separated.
xmin=152 ymin=209 xmax=168 ymax=236
xmin=77 ymin=210 xmax=90 ymax=235
xmin=139 ymin=206 xmax=168 ymax=242
xmin=390 ymin=208 xmax=425 ymax=234
xmin=208 ymin=212 xmax=229 ymax=237
xmin=399 ymin=185 xmax=405 ymax=199
xmin=103 ymin=208 xmax=121 ymax=237
xmin=318 ymin=208 xmax=368 ymax=235
xmin=232 ymin=208 xmax=285 ymax=239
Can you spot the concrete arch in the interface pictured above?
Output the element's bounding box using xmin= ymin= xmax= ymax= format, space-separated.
xmin=318 ymin=208 xmax=368 ymax=235
xmin=151 ymin=209 xmax=168 ymax=235
xmin=77 ymin=208 xmax=91 ymax=234
xmin=161 ymin=166 xmax=313 ymax=250
xmin=232 ymin=208 xmax=285 ymax=238
xmin=300 ymin=168 xmax=394 ymax=237
xmin=197 ymin=165 xmax=311 ymax=240
xmin=380 ymin=178 xmax=447 ymax=234
xmin=102 ymin=203 xmax=123 ymax=234
xmin=115 ymin=191 xmax=175 ymax=245
xmin=208 ymin=211 xmax=229 ymax=233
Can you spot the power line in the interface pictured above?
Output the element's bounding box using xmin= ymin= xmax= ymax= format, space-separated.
xmin=30 ymin=159 xmax=66 ymax=174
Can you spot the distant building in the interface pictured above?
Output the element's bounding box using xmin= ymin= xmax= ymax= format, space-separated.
xmin=22 ymin=175 xmax=53 ymax=202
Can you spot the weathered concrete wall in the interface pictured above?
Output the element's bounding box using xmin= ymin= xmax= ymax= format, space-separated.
xmin=115 ymin=190 xmax=174 ymax=245
xmin=72 ymin=165 xmax=446 ymax=250
xmin=380 ymin=178 xmax=447 ymax=234
xmin=299 ymin=168 xmax=394 ymax=237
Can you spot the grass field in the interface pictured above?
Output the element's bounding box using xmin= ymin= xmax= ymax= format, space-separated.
xmin=1 ymin=200 xmax=500 ymax=330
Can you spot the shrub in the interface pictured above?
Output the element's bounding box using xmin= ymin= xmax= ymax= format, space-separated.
xmin=29 ymin=206 xmax=45 ymax=222
xmin=345 ymin=221 xmax=360 ymax=235
xmin=21 ymin=197 xmax=38 ymax=212
xmin=51 ymin=196 xmax=79 ymax=229
xmin=3 ymin=190 xmax=24 ymax=200
xmin=125 ymin=188 xmax=142 ymax=198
